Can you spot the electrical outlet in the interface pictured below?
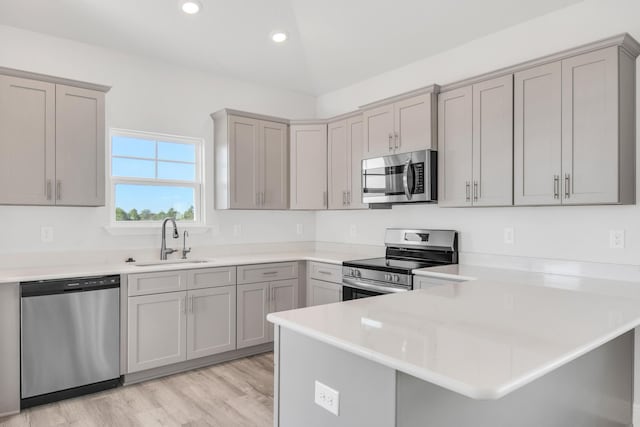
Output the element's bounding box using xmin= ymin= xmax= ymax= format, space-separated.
xmin=349 ymin=225 xmax=357 ymax=237
xmin=233 ymin=224 xmax=242 ymax=237
xmin=503 ymin=227 xmax=514 ymax=245
xmin=41 ymin=226 xmax=54 ymax=243
xmin=296 ymin=224 xmax=304 ymax=236
xmin=610 ymin=230 xmax=625 ymax=249
xmin=314 ymin=381 xmax=339 ymax=416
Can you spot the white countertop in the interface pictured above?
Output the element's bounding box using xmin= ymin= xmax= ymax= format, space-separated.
xmin=268 ymin=269 xmax=640 ymax=400
xmin=0 ymin=251 xmax=359 ymax=284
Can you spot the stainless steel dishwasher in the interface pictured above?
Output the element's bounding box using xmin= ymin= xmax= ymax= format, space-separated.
xmin=20 ymin=275 xmax=121 ymax=408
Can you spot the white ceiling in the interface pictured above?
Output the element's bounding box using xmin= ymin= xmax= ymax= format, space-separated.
xmin=0 ymin=0 xmax=584 ymax=95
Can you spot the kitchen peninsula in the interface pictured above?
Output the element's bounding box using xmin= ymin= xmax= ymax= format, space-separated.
xmin=269 ymin=274 xmax=640 ymax=427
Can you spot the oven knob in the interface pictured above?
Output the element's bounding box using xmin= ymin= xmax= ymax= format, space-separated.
xmin=355 ymin=270 xmax=361 ymax=278
xmin=392 ymin=275 xmax=400 ymax=283
xmin=384 ymin=274 xmax=391 ymax=281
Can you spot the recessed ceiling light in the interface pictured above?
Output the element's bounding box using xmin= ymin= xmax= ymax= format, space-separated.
xmin=271 ymin=32 xmax=288 ymax=43
xmin=181 ymin=0 xmax=202 ymax=15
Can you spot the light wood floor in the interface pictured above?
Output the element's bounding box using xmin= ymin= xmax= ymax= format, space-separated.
xmin=0 ymin=352 xmax=274 ymax=427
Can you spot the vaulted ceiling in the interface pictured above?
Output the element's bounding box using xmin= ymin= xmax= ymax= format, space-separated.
xmin=0 ymin=0 xmax=583 ymax=94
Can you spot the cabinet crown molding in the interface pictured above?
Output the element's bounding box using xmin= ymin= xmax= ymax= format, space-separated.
xmin=358 ymin=84 xmax=440 ymax=111
xmin=0 ymin=66 xmax=110 ymax=92
xmin=210 ymin=108 xmax=290 ymax=125
xmin=440 ymin=32 xmax=640 ymax=92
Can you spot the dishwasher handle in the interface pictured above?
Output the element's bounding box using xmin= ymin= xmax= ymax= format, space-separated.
xmin=21 ymin=275 xmax=121 ymax=297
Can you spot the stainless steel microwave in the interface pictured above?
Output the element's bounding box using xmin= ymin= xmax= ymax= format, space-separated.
xmin=361 ymin=150 xmax=437 ymax=205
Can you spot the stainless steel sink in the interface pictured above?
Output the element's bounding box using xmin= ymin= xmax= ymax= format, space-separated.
xmin=133 ymin=259 xmax=211 ymax=267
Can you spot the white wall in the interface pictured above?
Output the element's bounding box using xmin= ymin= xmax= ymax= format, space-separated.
xmin=0 ymin=25 xmax=317 ymax=256
xmin=315 ymin=0 xmax=640 ymax=265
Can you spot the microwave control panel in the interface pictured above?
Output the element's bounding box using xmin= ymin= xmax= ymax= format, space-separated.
xmin=413 ymin=163 xmax=424 ymax=194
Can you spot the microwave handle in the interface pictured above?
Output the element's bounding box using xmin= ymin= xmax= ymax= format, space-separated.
xmin=402 ymin=159 xmax=413 ymax=200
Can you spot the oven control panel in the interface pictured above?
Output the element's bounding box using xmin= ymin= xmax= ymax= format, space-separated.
xmin=342 ymin=266 xmax=412 ymax=289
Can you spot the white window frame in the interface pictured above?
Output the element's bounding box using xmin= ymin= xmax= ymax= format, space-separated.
xmin=108 ymin=128 xmax=205 ymax=228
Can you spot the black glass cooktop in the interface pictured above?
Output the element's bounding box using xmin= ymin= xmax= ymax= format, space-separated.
xmin=343 ymin=257 xmax=445 ymax=275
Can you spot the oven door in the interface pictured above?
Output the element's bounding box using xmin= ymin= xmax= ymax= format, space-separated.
xmin=342 ymin=278 xmax=408 ymax=301
xmin=361 ymin=149 xmax=436 ymax=204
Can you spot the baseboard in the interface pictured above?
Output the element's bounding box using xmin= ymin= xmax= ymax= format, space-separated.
xmin=123 ymin=343 xmax=273 ymax=385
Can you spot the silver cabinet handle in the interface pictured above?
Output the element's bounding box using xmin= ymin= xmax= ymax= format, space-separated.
xmin=262 ymin=271 xmax=278 ymax=276
xmin=261 ymin=192 xmax=265 ymax=206
xmin=395 ymin=131 xmax=399 ymax=149
xmin=323 ymin=191 xmax=327 ymax=207
xmin=348 ymin=191 xmax=351 ymax=205
xmin=46 ymin=180 xmax=52 ymax=200
xmin=473 ymin=181 xmax=478 ymax=202
xmin=465 ymin=181 xmax=470 ymax=202
xmin=189 ymin=295 xmax=194 ymax=313
xmin=564 ymin=174 xmax=570 ymax=198
xmin=388 ymin=133 xmax=393 ymax=151
xmin=553 ymin=175 xmax=560 ymax=199
xmin=182 ymin=296 xmax=186 ymax=315
xmin=318 ymin=270 xmax=332 ymax=275
xmin=342 ymin=191 xmax=345 ymax=206
xmin=56 ymin=180 xmax=61 ymax=200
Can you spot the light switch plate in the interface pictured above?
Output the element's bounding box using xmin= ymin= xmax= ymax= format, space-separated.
xmin=314 ymin=380 xmax=339 ymax=416
xmin=41 ymin=226 xmax=54 ymax=243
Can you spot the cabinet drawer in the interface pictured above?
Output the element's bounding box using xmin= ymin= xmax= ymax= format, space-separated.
xmin=237 ymin=262 xmax=298 ymax=284
xmin=414 ymin=276 xmax=464 ymax=290
xmin=187 ymin=266 xmax=237 ymax=290
xmin=309 ymin=262 xmax=342 ymax=284
xmin=128 ymin=271 xmax=188 ymax=296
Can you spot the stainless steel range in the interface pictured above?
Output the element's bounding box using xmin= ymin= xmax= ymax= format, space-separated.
xmin=342 ymin=228 xmax=458 ymax=300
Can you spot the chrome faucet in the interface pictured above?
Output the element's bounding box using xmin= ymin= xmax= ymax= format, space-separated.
xmin=160 ymin=217 xmax=179 ymax=260
xmin=181 ymin=230 xmax=191 ymax=259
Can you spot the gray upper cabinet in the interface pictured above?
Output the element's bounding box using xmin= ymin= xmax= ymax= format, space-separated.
xmin=472 ymin=75 xmax=514 ymax=207
xmin=514 ymin=62 xmax=562 ymax=206
xmin=513 ymin=45 xmax=636 ymax=206
xmin=347 ymin=115 xmax=367 ymax=209
xmin=328 ymin=119 xmax=349 ymax=209
xmin=561 ymin=46 xmax=634 ymax=205
xmin=55 ymin=85 xmax=105 ymax=206
xmin=213 ymin=110 xmax=289 ymax=210
xmin=290 ymin=123 xmax=328 ymax=210
xmin=0 ymin=73 xmax=107 ymax=206
xmin=438 ymin=75 xmax=513 ymax=207
xmin=0 ymin=75 xmax=55 ymax=206
xmin=438 ymin=86 xmax=473 ymax=207
xmin=362 ymin=91 xmax=437 ymax=159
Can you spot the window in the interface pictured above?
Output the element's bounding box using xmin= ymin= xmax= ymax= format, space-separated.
xmin=109 ymin=129 xmax=203 ymax=225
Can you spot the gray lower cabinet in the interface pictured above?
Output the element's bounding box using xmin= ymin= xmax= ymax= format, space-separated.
xmin=237 ymin=279 xmax=299 ymax=349
xmin=307 ymin=278 xmax=342 ymax=306
xmin=127 ymin=291 xmax=188 ymax=373
xmin=187 ymin=286 xmax=237 ymax=359
xmin=127 ymin=267 xmax=239 ymax=373
xmin=0 ymin=74 xmax=107 ymax=207
xmin=0 ymin=283 xmax=20 ymax=417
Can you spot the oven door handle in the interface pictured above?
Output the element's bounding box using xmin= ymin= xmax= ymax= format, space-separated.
xmin=402 ymin=159 xmax=413 ymax=200
xmin=342 ymin=277 xmax=408 ymax=294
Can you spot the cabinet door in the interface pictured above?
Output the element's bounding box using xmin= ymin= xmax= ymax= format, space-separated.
xmin=0 ymin=76 xmax=55 ymax=205
xmin=127 ymin=292 xmax=187 ymax=373
xmin=55 ymin=85 xmax=105 ymax=206
xmin=472 ymin=75 xmax=514 ymax=207
xmin=236 ymin=282 xmax=270 ymax=349
xmin=290 ymin=124 xmax=327 ymax=209
xmin=186 ymin=286 xmax=236 ymax=360
xmin=261 ymin=120 xmax=289 ymax=209
xmin=229 ymin=115 xmax=261 ymax=209
xmin=327 ymin=120 xmax=350 ymax=209
xmin=562 ymin=47 xmax=619 ymax=205
xmin=307 ymin=278 xmax=342 ymax=307
xmin=362 ymin=104 xmax=394 ymax=158
xmin=347 ymin=115 xmax=367 ymax=209
xmin=394 ymin=93 xmax=435 ymax=153
xmin=437 ymin=86 xmax=473 ymax=207
xmin=269 ymin=279 xmax=298 ymax=340
xmin=514 ymin=63 xmax=562 ymax=206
